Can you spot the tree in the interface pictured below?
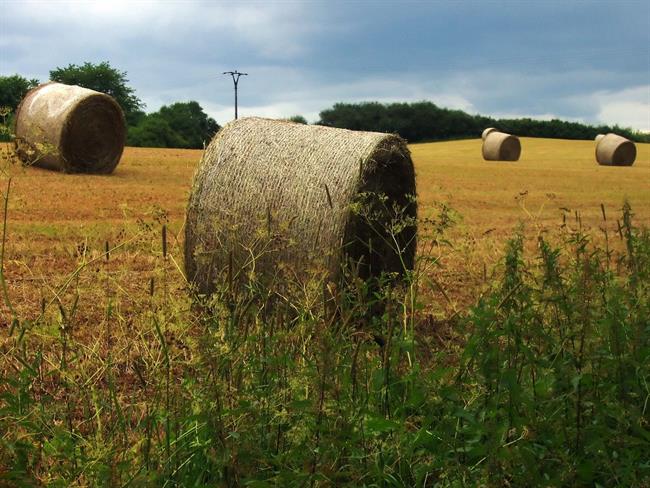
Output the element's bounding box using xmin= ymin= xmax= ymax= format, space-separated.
xmin=50 ymin=61 xmax=145 ymax=125
xmin=0 ymin=74 xmax=39 ymax=111
xmin=128 ymin=101 xmax=219 ymax=149
xmin=157 ymin=101 xmax=219 ymax=148
xmin=127 ymin=116 xmax=186 ymax=148
xmin=318 ymin=100 xmax=646 ymax=143
xmin=0 ymin=75 xmax=40 ymax=141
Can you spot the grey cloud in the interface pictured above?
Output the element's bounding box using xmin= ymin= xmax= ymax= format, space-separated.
xmin=1 ymin=0 xmax=648 ymax=130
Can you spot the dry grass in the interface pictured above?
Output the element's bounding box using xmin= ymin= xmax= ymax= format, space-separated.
xmin=0 ymin=137 xmax=648 ymax=327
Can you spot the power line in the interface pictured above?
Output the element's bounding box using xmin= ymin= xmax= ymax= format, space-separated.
xmin=223 ymin=70 xmax=248 ymax=120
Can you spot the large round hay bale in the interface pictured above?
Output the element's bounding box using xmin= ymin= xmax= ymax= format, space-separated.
xmin=14 ymin=82 xmax=125 ymax=173
xmin=482 ymin=129 xmax=521 ymax=161
xmin=595 ymin=133 xmax=636 ymax=166
xmin=185 ymin=117 xmax=417 ymax=295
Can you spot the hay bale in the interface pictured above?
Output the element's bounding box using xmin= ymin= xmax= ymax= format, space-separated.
xmin=482 ymin=129 xmax=521 ymax=161
xmin=185 ymin=117 xmax=417 ymax=295
xmin=14 ymin=82 xmax=125 ymax=173
xmin=482 ymin=127 xmax=498 ymax=140
xmin=595 ymin=133 xmax=636 ymax=166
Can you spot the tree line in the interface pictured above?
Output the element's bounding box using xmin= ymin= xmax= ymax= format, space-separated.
xmin=2 ymin=62 xmax=648 ymax=146
xmin=317 ymin=101 xmax=649 ymax=143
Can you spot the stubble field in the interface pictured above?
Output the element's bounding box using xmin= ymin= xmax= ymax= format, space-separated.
xmin=0 ymin=137 xmax=649 ymax=485
xmin=1 ymin=137 xmax=648 ymax=327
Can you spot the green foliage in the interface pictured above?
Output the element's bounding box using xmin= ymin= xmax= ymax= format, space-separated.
xmin=319 ymin=101 xmax=649 ymax=143
xmin=50 ymin=61 xmax=145 ymax=126
xmin=126 ymin=115 xmax=186 ymax=149
xmin=0 ymin=109 xmax=14 ymax=143
xmin=454 ymin=206 xmax=650 ymax=486
xmin=287 ymin=115 xmax=308 ymax=124
xmin=127 ymin=101 xmax=220 ymax=149
xmin=0 ymin=75 xmax=39 ymax=142
xmin=320 ymin=101 xmax=481 ymax=142
xmin=0 ymin=74 xmax=39 ymax=111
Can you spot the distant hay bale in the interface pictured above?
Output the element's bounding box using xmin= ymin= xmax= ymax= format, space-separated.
xmin=185 ymin=117 xmax=417 ymax=295
xmin=14 ymin=82 xmax=125 ymax=173
xmin=595 ymin=133 xmax=636 ymax=166
xmin=482 ymin=128 xmax=521 ymax=161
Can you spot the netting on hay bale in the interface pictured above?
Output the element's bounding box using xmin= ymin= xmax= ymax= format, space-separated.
xmin=14 ymin=82 xmax=126 ymax=174
xmin=185 ymin=117 xmax=418 ymax=296
xmin=482 ymin=127 xmax=521 ymax=161
xmin=595 ymin=133 xmax=636 ymax=166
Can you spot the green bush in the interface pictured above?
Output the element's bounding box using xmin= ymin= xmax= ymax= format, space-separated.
xmin=127 ymin=115 xmax=186 ymax=149
xmin=128 ymin=101 xmax=220 ymax=149
xmin=288 ymin=115 xmax=308 ymax=124
xmin=0 ymin=110 xmax=13 ymax=143
xmin=0 ymin=75 xmax=39 ymax=112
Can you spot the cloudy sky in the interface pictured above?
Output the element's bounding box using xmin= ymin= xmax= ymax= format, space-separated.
xmin=1 ymin=0 xmax=649 ymax=130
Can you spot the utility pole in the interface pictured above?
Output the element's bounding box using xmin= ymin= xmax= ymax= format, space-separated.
xmin=222 ymin=70 xmax=248 ymax=120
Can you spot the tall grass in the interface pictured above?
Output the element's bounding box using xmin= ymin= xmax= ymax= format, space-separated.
xmin=0 ymin=167 xmax=648 ymax=486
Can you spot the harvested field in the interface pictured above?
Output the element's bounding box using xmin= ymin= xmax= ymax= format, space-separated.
xmin=1 ymin=137 xmax=649 ymax=328
xmin=1 ymin=137 xmax=649 ymax=485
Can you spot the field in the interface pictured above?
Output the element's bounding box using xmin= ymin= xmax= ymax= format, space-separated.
xmin=1 ymin=137 xmax=648 ymax=322
xmin=1 ymin=138 xmax=649 ymax=486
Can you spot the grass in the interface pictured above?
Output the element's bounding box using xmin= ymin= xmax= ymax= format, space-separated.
xmin=0 ymin=138 xmax=649 ymax=486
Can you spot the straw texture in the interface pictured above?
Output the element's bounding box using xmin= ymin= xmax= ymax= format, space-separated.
xmin=595 ymin=133 xmax=636 ymax=166
xmin=482 ymin=129 xmax=521 ymax=161
xmin=14 ymin=82 xmax=125 ymax=173
xmin=185 ymin=117 xmax=417 ymax=295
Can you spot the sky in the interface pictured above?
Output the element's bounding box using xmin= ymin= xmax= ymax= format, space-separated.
xmin=1 ymin=0 xmax=649 ymax=131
